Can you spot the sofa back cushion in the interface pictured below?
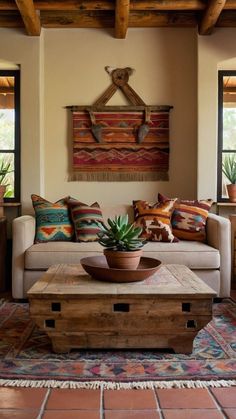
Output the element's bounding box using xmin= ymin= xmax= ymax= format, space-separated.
xmin=158 ymin=193 xmax=213 ymax=242
xmin=67 ymin=200 xmax=105 ymax=242
xmin=133 ymin=199 xmax=178 ymax=242
xmin=31 ymin=194 xmax=74 ymax=243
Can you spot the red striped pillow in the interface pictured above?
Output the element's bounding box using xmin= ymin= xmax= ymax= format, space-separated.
xmin=67 ymin=200 xmax=105 ymax=242
xmin=158 ymin=193 xmax=213 ymax=242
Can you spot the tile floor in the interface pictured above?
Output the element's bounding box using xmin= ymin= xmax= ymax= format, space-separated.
xmin=0 ymin=292 xmax=235 ymax=418
xmin=0 ymin=386 xmax=236 ymax=418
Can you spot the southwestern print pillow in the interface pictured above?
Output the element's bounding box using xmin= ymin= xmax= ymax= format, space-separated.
xmin=31 ymin=194 xmax=74 ymax=243
xmin=67 ymin=200 xmax=105 ymax=242
xmin=158 ymin=193 xmax=213 ymax=242
xmin=133 ymin=199 xmax=178 ymax=242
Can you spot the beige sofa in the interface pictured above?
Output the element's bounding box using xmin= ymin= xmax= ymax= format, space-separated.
xmin=12 ymin=204 xmax=232 ymax=299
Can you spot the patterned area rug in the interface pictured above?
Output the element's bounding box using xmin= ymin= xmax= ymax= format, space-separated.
xmin=0 ymin=299 xmax=236 ymax=389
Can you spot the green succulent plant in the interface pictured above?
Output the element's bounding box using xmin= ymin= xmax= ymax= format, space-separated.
xmin=222 ymin=154 xmax=236 ymax=184
xmin=98 ymin=214 xmax=145 ymax=251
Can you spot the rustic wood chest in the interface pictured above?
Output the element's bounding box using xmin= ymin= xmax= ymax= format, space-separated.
xmin=27 ymin=264 xmax=216 ymax=354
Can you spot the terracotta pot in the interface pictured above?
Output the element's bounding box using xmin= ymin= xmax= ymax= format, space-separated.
xmin=104 ymin=249 xmax=143 ymax=270
xmin=0 ymin=185 xmax=6 ymax=203
xmin=227 ymin=184 xmax=236 ymax=203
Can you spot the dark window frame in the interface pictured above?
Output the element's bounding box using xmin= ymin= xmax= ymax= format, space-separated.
xmin=217 ymin=70 xmax=236 ymax=202
xmin=0 ymin=69 xmax=20 ymax=203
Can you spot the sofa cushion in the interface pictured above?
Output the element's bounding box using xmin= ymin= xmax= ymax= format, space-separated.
xmin=25 ymin=240 xmax=220 ymax=271
xmin=133 ymin=199 xmax=177 ymax=242
xmin=158 ymin=193 xmax=213 ymax=242
xmin=31 ymin=194 xmax=74 ymax=243
xmin=68 ymin=200 xmax=105 ymax=242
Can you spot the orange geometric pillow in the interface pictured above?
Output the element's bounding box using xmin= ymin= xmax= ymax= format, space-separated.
xmin=158 ymin=193 xmax=213 ymax=242
xmin=133 ymin=199 xmax=178 ymax=242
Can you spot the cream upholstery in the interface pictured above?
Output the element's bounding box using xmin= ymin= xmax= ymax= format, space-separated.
xmin=12 ymin=206 xmax=231 ymax=299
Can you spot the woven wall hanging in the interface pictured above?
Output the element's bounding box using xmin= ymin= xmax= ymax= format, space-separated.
xmin=67 ymin=67 xmax=173 ymax=181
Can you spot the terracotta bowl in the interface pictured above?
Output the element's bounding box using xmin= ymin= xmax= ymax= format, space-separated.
xmin=80 ymin=256 xmax=162 ymax=283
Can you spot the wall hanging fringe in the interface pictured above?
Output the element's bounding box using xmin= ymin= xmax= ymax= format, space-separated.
xmin=68 ymin=171 xmax=169 ymax=182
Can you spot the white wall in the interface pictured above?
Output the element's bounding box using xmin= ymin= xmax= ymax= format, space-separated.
xmin=198 ymin=29 xmax=236 ymax=201
xmin=43 ymin=28 xmax=197 ymax=205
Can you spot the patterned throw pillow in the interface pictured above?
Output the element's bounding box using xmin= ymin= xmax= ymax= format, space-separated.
xmin=67 ymin=200 xmax=105 ymax=242
xmin=133 ymin=199 xmax=178 ymax=242
xmin=158 ymin=193 xmax=213 ymax=242
xmin=31 ymin=194 xmax=74 ymax=243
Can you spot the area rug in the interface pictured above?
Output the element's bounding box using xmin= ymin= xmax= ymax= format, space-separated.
xmin=0 ymin=299 xmax=236 ymax=389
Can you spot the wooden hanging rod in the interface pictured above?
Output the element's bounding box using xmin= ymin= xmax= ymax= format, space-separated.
xmin=65 ymin=105 xmax=173 ymax=112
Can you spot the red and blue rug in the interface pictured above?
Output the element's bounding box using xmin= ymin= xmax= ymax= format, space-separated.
xmin=0 ymin=299 xmax=236 ymax=389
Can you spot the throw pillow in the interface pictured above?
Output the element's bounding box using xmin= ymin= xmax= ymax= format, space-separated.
xmin=133 ymin=199 xmax=178 ymax=242
xmin=31 ymin=194 xmax=74 ymax=243
xmin=67 ymin=200 xmax=105 ymax=242
xmin=158 ymin=193 xmax=213 ymax=242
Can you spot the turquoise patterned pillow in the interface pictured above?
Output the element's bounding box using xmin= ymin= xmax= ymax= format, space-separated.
xmin=67 ymin=200 xmax=105 ymax=242
xmin=31 ymin=194 xmax=74 ymax=243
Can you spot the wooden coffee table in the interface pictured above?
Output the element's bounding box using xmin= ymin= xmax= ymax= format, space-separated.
xmin=27 ymin=263 xmax=216 ymax=354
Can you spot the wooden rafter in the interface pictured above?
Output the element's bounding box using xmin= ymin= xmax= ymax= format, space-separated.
xmin=0 ymin=0 xmax=236 ymax=34
xmin=199 ymin=0 xmax=227 ymax=34
xmin=40 ymin=10 xmax=197 ymax=28
xmin=115 ymin=0 xmax=130 ymax=38
xmin=0 ymin=86 xmax=14 ymax=93
xmin=0 ymin=0 xmax=208 ymax=11
xmin=15 ymin=0 xmax=41 ymax=35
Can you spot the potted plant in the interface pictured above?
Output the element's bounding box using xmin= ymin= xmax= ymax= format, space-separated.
xmin=0 ymin=157 xmax=12 ymax=202
xmin=98 ymin=214 xmax=145 ymax=270
xmin=222 ymin=154 xmax=236 ymax=202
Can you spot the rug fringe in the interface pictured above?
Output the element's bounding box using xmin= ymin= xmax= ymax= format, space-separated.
xmin=0 ymin=379 xmax=235 ymax=389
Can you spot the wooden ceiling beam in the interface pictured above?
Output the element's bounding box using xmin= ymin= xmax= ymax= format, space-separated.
xmin=0 ymin=11 xmax=23 ymax=26
xmin=41 ymin=10 xmax=114 ymax=28
xmin=216 ymin=9 xmax=236 ymax=25
xmin=0 ymin=0 xmax=208 ymax=11
xmin=115 ymin=0 xmax=130 ymax=38
xmin=15 ymin=0 xmax=41 ymax=35
xmin=41 ymin=10 xmax=197 ymax=28
xmin=224 ymin=87 xmax=236 ymax=92
xmin=0 ymin=86 xmax=14 ymax=93
xmin=199 ymin=0 xmax=226 ymax=34
xmin=1 ymin=0 xmax=236 ymax=13
xmin=0 ymin=1 xmax=17 ymax=10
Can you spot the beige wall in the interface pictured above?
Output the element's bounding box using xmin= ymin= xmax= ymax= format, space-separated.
xmin=0 ymin=27 xmax=197 ymax=211
xmin=198 ymin=29 xmax=236 ymax=201
xmin=43 ymin=28 xmax=197 ymax=206
xmin=0 ymin=28 xmax=43 ymax=213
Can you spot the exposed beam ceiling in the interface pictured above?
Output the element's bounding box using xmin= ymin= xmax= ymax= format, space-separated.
xmin=14 ymin=0 xmax=41 ymax=35
xmin=115 ymin=0 xmax=130 ymax=39
xmin=0 ymin=0 xmax=235 ymax=37
xmin=199 ymin=0 xmax=226 ymax=34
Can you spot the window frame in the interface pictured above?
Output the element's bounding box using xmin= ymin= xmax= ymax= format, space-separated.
xmin=0 ymin=69 xmax=20 ymax=203
xmin=217 ymin=70 xmax=236 ymax=202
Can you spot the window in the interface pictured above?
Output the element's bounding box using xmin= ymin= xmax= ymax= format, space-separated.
xmin=0 ymin=70 xmax=20 ymax=202
xmin=217 ymin=70 xmax=236 ymax=202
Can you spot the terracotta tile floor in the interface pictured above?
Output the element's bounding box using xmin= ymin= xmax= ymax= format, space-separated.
xmin=0 ymin=386 xmax=235 ymax=418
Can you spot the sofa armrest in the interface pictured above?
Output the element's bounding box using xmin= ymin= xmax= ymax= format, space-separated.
xmin=206 ymin=213 xmax=231 ymax=297
xmin=12 ymin=215 xmax=35 ymax=299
